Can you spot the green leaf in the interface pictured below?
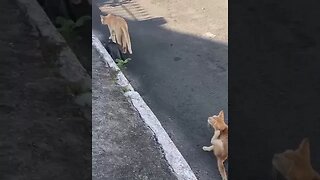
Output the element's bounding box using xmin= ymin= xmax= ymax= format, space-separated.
xmin=55 ymin=16 xmax=75 ymax=26
xmin=75 ymin=15 xmax=92 ymax=27
xmin=55 ymin=16 xmax=67 ymax=25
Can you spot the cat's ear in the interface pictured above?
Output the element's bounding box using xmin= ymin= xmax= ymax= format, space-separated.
xmin=218 ymin=110 xmax=224 ymax=119
xmin=298 ymin=138 xmax=310 ymax=162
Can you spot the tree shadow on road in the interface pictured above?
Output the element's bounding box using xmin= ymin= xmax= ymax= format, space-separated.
xmin=95 ymin=0 xmax=132 ymax=7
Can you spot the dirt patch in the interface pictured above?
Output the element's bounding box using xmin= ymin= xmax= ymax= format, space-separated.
xmin=98 ymin=0 xmax=228 ymax=42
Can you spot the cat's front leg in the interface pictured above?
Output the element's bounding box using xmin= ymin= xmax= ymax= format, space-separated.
xmin=108 ymin=28 xmax=116 ymax=42
xmin=202 ymin=145 xmax=214 ymax=151
xmin=211 ymin=130 xmax=221 ymax=144
xmin=107 ymin=26 xmax=113 ymax=39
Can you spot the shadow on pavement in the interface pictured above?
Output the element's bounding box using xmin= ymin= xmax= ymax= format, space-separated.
xmin=95 ymin=0 xmax=132 ymax=7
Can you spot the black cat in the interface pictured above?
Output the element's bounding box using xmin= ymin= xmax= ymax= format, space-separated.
xmin=104 ymin=39 xmax=124 ymax=60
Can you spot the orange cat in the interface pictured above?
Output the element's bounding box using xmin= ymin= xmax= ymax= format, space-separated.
xmin=272 ymin=138 xmax=320 ymax=180
xmin=100 ymin=14 xmax=132 ymax=54
xmin=203 ymin=110 xmax=228 ymax=180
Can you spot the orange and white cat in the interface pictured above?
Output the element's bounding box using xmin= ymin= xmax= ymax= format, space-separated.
xmin=203 ymin=110 xmax=228 ymax=180
xmin=272 ymin=138 xmax=320 ymax=180
xmin=100 ymin=14 xmax=132 ymax=54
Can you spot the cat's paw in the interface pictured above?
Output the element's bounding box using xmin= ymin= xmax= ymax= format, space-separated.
xmin=202 ymin=146 xmax=210 ymax=151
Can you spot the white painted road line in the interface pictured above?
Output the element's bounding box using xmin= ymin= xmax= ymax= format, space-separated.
xmin=92 ymin=34 xmax=198 ymax=180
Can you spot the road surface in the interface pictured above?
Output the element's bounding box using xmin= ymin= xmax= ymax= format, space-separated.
xmin=92 ymin=0 xmax=228 ymax=179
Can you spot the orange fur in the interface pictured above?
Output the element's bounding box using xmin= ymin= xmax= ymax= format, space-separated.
xmin=100 ymin=14 xmax=132 ymax=54
xmin=203 ymin=110 xmax=228 ymax=180
xmin=272 ymin=138 xmax=320 ymax=180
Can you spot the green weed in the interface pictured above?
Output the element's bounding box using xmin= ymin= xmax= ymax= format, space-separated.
xmin=115 ymin=58 xmax=131 ymax=69
xmin=55 ymin=15 xmax=91 ymax=38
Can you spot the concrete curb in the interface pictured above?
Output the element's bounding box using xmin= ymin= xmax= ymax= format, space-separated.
xmin=15 ymin=0 xmax=92 ymax=107
xmin=92 ymin=34 xmax=198 ymax=180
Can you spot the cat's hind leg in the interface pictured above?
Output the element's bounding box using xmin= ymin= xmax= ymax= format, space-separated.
xmin=217 ymin=158 xmax=228 ymax=180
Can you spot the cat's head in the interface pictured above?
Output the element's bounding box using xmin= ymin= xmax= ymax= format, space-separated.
xmin=207 ymin=110 xmax=228 ymax=131
xmin=272 ymin=138 xmax=320 ymax=180
xmin=100 ymin=14 xmax=111 ymax=25
xmin=100 ymin=15 xmax=105 ymax=24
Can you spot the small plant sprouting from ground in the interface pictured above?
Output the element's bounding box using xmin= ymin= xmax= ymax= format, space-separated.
xmin=121 ymin=86 xmax=131 ymax=93
xmin=55 ymin=15 xmax=91 ymax=38
xmin=109 ymin=69 xmax=119 ymax=83
xmin=115 ymin=58 xmax=131 ymax=69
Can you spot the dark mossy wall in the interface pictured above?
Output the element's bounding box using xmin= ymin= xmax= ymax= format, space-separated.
xmin=37 ymin=0 xmax=92 ymax=76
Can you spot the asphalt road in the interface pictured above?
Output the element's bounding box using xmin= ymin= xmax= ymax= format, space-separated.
xmin=92 ymin=2 xmax=228 ymax=179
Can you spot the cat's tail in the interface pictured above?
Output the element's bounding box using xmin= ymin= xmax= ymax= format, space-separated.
xmin=123 ymin=27 xmax=132 ymax=54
